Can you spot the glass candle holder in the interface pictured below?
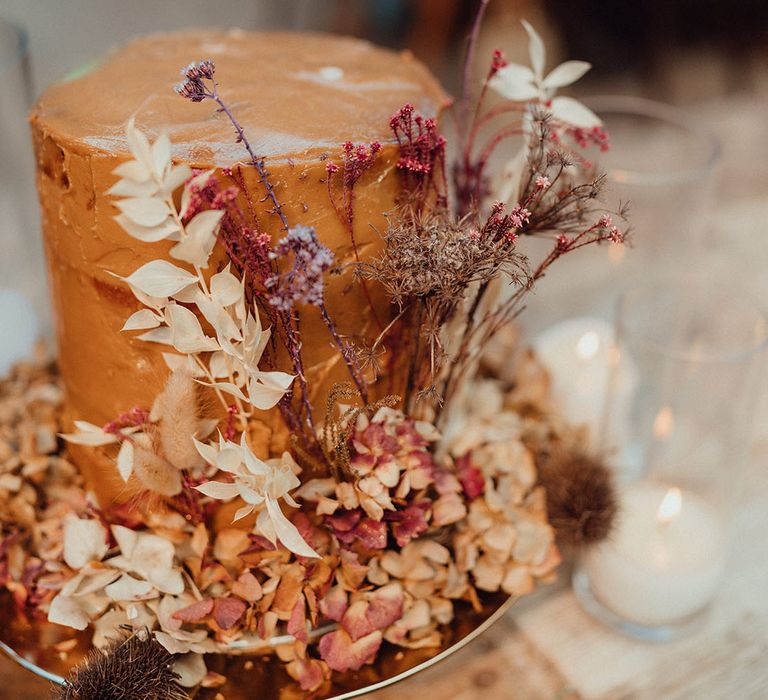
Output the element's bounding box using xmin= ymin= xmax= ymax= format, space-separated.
xmin=0 ymin=19 xmax=47 ymax=374
xmin=573 ymin=279 xmax=768 ymax=641
xmin=521 ymin=96 xmax=721 ymax=334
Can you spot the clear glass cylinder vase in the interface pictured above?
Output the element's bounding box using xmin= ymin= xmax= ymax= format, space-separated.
xmin=574 ymin=278 xmax=768 ymax=640
xmin=522 ymin=96 xmax=721 ymax=333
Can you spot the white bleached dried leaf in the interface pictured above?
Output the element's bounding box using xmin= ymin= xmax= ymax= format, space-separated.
xmin=115 ymin=197 xmax=171 ymax=228
xmin=112 ymin=159 xmax=151 ymax=183
xmin=522 ymin=19 xmax=546 ymax=79
xmin=162 ymin=163 xmax=193 ymax=194
xmin=107 ymin=178 xmax=158 ymax=198
xmin=165 ymin=303 xmax=219 ymax=353
xmin=137 ymin=326 xmax=173 ymax=345
xmin=247 ymin=371 xmax=294 ymax=410
xmin=61 ymin=429 xmax=118 ymax=447
xmin=151 ymin=132 xmax=171 ymax=179
xmin=266 ymin=497 xmax=319 ymax=558
xmin=550 ymin=96 xmax=602 ymax=128
xmin=114 ymin=213 xmax=180 ymax=244
xmin=170 ymin=209 xmax=223 ymax=267
xmin=122 ymin=309 xmax=162 ymax=332
xmin=125 ymin=117 xmax=154 ymax=173
xmin=195 ymin=480 xmax=240 ymax=500
xmin=542 ymin=60 xmax=591 ymax=89
xmin=63 ymin=516 xmax=109 ymax=569
xmin=111 ymin=525 xmax=138 ymax=558
xmin=488 ymin=63 xmax=537 ymax=101
xmin=124 ymin=260 xmax=197 ymax=298
xmin=210 ymin=265 xmax=242 ymax=307
xmin=116 ymin=439 xmax=134 ymax=482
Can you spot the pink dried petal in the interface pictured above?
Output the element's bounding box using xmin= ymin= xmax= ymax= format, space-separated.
xmin=339 ymin=549 xmax=368 ymax=590
xmin=327 ymin=509 xmax=362 ymax=533
xmin=286 ymin=657 xmax=329 ymax=692
xmin=433 ymin=468 xmax=462 ymax=495
xmin=365 ymin=582 xmax=404 ymax=630
xmin=213 ymin=597 xmax=247 ymax=630
xmin=232 ymin=571 xmax=262 ymax=603
xmin=341 ymin=600 xmax=371 ymax=640
xmin=287 ymin=595 xmax=308 ymax=643
xmin=257 ymin=610 xmax=278 ymax=639
xmin=360 ymin=423 xmax=399 ymax=454
xmin=318 ymin=628 xmax=382 ymax=672
xmin=353 ymin=518 xmax=387 ymax=550
xmin=395 ymin=419 xmax=429 ymax=448
xmin=340 ymin=582 xmax=404 ymax=640
xmin=457 ymin=454 xmax=485 ymax=500
xmin=386 ymin=501 xmax=430 ymax=547
xmin=319 ymin=585 xmax=348 ymax=622
xmin=172 ymin=597 xmax=214 ymax=623
xmin=431 ymin=493 xmax=467 ymax=527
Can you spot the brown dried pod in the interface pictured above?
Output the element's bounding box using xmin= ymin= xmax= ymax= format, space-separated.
xmin=56 ymin=629 xmax=189 ymax=700
xmin=536 ymin=450 xmax=618 ymax=547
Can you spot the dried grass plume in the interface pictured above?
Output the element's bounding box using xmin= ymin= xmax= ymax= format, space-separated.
xmin=158 ymin=368 xmax=204 ymax=471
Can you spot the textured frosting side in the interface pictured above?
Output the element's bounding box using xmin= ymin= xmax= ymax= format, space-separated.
xmin=31 ymin=30 xmax=448 ymax=504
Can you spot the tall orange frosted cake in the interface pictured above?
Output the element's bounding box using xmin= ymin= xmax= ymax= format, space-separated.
xmin=7 ymin=19 xmax=623 ymax=696
xmin=31 ymin=31 xmax=446 ymax=503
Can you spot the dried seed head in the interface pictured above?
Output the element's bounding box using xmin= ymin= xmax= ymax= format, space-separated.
xmin=58 ymin=629 xmax=189 ymax=700
xmin=537 ymin=450 xmax=617 ymax=547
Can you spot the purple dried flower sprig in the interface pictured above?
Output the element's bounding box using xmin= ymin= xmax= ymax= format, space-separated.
xmin=265 ymin=226 xmax=334 ymax=312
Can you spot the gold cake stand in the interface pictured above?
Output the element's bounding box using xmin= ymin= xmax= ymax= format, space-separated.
xmin=0 ymin=591 xmax=513 ymax=698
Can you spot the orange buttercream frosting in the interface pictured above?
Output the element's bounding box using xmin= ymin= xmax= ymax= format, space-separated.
xmin=30 ymin=30 xmax=447 ymax=504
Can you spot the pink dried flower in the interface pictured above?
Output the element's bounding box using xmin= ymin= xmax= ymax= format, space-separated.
xmin=535 ymin=175 xmax=551 ymax=190
xmin=213 ymin=597 xmax=247 ymax=630
xmin=456 ymin=454 xmax=485 ymax=500
xmin=385 ymin=501 xmax=430 ymax=547
xmin=490 ymin=49 xmax=508 ymax=75
xmin=318 ymin=628 xmax=382 ymax=672
xmin=509 ymin=204 xmax=531 ymax=229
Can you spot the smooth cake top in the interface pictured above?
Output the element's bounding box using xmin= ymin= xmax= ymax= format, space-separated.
xmin=31 ymin=30 xmax=448 ymax=165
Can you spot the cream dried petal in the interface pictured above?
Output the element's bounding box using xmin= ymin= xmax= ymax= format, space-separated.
xmin=63 ymin=516 xmax=109 ymax=569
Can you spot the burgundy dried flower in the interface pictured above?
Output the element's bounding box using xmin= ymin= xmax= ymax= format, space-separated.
xmin=390 ymin=103 xmax=447 ymax=207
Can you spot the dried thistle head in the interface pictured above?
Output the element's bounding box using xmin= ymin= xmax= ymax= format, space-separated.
xmin=57 ymin=629 xmax=189 ymax=700
xmin=361 ymin=207 xmax=526 ymax=309
xmin=536 ymin=450 xmax=618 ymax=547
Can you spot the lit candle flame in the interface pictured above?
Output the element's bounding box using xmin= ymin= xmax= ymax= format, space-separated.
xmin=576 ymin=331 xmax=601 ymax=359
xmin=657 ymin=486 xmax=682 ymax=525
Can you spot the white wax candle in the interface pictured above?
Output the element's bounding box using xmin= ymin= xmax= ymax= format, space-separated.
xmin=585 ymin=483 xmax=726 ymax=626
xmin=533 ymin=317 xmax=636 ymax=442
